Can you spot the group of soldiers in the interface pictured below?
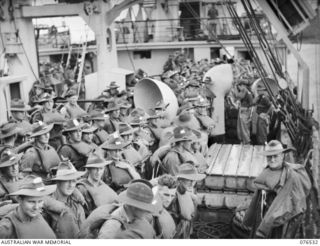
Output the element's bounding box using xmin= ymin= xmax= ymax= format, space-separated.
xmin=0 ymin=51 xmax=316 ymax=239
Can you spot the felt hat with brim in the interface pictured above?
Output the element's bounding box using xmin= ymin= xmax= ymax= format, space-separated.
xmin=177 ymin=102 xmax=195 ymax=115
xmin=119 ymin=180 xmax=159 ymax=215
xmin=10 ymin=175 xmax=56 ymax=197
xmin=119 ymin=100 xmax=132 ymax=109
xmin=62 ymin=119 xmax=82 ymax=135
xmin=177 ymin=163 xmax=206 ymax=181
xmin=0 ymin=122 xmax=21 ymax=139
xmin=101 ymin=137 xmax=130 ymax=150
xmin=105 ymin=101 xmax=120 ymax=113
xmin=88 ymin=110 xmax=108 ymax=121
xmin=185 ymin=80 xmax=200 ymax=88
xmin=147 ymin=113 xmax=163 ymax=120
xmin=65 ymin=90 xmax=78 ymax=98
xmin=51 ymin=159 xmax=85 ymax=181
xmin=260 ymin=140 xmax=295 ymax=156
xmin=194 ymin=98 xmax=210 ymax=108
xmin=0 ymin=151 xmax=23 ymax=169
xmin=34 ymin=93 xmax=56 ymax=104
xmin=170 ymin=126 xmax=193 ymax=143
xmin=10 ymin=99 xmax=31 ymax=112
xmin=34 ymin=83 xmax=46 ymax=90
xmin=81 ymin=123 xmax=97 ymax=134
xmin=84 ymin=152 xmax=111 ymax=168
xmin=105 ymin=81 xmax=120 ymax=91
xmin=173 ymin=111 xmax=198 ymax=130
xmin=128 ymin=116 xmax=148 ymax=126
xmin=30 ymin=121 xmax=54 ymax=138
xmin=119 ymin=123 xmax=137 ymax=136
xmin=163 ymin=70 xmax=178 ymax=79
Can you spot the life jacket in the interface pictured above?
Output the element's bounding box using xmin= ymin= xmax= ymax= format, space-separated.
xmin=64 ymin=103 xmax=86 ymax=119
xmin=77 ymin=179 xmax=118 ymax=208
xmin=6 ymin=209 xmax=56 ymax=239
xmin=0 ymin=179 xmax=20 ymax=195
xmin=42 ymin=110 xmax=65 ymax=125
xmin=32 ymin=145 xmax=61 ymax=174
xmin=154 ymin=208 xmax=176 ymax=239
xmin=58 ymin=142 xmax=93 ymax=170
xmin=122 ymin=145 xmax=143 ymax=166
xmin=94 ymin=129 xmax=109 ymax=145
xmin=107 ymin=160 xmax=135 ymax=187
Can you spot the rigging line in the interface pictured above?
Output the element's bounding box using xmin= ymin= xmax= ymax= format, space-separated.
xmin=241 ymin=0 xmax=281 ymax=82
xmin=184 ymin=2 xmax=233 ymax=59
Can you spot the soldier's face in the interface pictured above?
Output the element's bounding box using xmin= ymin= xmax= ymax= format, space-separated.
xmin=35 ymin=88 xmax=43 ymax=95
xmin=88 ymin=167 xmax=104 ymax=182
xmin=68 ymin=96 xmax=78 ymax=105
xmin=70 ymin=130 xmax=82 ymax=142
xmin=37 ymin=132 xmax=50 ymax=144
xmin=158 ymin=185 xmax=176 ymax=208
xmin=44 ymin=100 xmax=54 ymax=111
xmin=267 ymin=153 xmax=284 ymax=170
xmin=111 ymin=109 xmax=120 ymax=118
xmin=57 ymin=179 xmax=76 ymax=197
xmin=4 ymin=163 xmax=19 ymax=178
xmin=120 ymin=108 xmax=127 ymax=115
xmin=19 ymin=196 xmax=44 ymax=218
xmin=82 ymin=132 xmax=93 ymax=143
xmin=122 ymin=134 xmax=132 ymax=142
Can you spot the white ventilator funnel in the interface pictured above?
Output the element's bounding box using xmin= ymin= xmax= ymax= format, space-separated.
xmin=134 ymin=78 xmax=179 ymax=121
xmin=204 ymin=64 xmax=233 ymax=136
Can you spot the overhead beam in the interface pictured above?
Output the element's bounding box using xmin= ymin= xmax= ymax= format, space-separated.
xmin=21 ymin=3 xmax=83 ymax=18
xmin=106 ymin=0 xmax=142 ymax=24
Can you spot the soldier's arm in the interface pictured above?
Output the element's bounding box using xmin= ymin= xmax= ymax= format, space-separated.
xmin=98 ymin=219 xmax=122 ymax=239
xmin=58 ymin=145 xmax=72 ymax=160
xmin=20 ymin=148 xmax=38 ymax=172
xmin=0 ymin=218 xmax=16 ymax=239
xmin=162 ymin=152 xmax=180 ymax=176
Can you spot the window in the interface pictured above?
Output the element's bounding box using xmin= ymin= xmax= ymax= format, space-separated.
xmin=133 ymin=50 xmax=152 ymax=59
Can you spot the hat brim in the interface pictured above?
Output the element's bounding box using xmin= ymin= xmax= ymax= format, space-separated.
xmin=30 ymin=124 xmax=54 ymax=138
xmin=105 ymin=107 xmax=120 ymax=113
xmin=90 ymin=117 xmax=108 ymax=121
xmin=85 ymin=160 xmax=112 ymax=168
xmin=10 ymin=106 xmax=31 ymax=112
xmin=0 ymin=153 xmax=23 ymax=168
xmin=82 ymin=126 xmax=98 ymax=133
xmin=51 ymin=171 xmax=86 ymax=181
xmin=118 ymin=190 xmax=159 ymax=215
xmin=120 ymin=128 xmax=137 ymax=136
xmin=62 ymin=126 xmax=82 ymax=134
xmin=260 ymin=147 xmax=295 ymax=156
xmin=101 ymin=141 xmax=130 ymax=150
xmin=177 ymin=173 xmax=206 ymax=181
xmin=0 ymin=127 xmax=21 ymax=139
xmin=9 ymin=184 xmax=57 ymax=197
xmin=170 ymin=137 xmax=193 ymax=144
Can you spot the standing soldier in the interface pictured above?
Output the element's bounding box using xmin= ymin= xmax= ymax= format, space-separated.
xmin=20 ymin=121 xmax=60 ymax=180
xmin=101 ymin=136 xmax=140 ymax=191
xmin=58 ymin=119 xmax=93 ymax=171
xmin=9 ymin=99 xmax=33 ymax=146
xmin=0 ymin=122 xmax=20 ymax=157
xmin=0 ymin=151 xmax=23 ymax=202
xmin=118 ymin=99 xmax=132 ymax=123
xmin=60 ymin=90 xmax=87 ymax=120
xmin=49 ymin=159 xmax=86 ymax=238
xmin=77 ymin=153 xmax=118 ymax=216
xmin=0 ymin=175 xmax=57 ymax=239
xmin=90 ymin=111 xmax=109 ymax=146
xmin=162 ymin=126 xmax=197 ymax=176
xmin=104 ymin=101 xmax=122 ymax=134
xmin=81 ymin=123 xmax=98 ymax=149
xmin=104 ymin=81 xmax=120 ymax=99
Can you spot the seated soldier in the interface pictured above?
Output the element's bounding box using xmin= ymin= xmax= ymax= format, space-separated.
xmin=0 ymin=175 xmax=57 ymax=239
xmin=98 ymin=180 xmax=158 ymax=239
xmin=101 ymin=136 xmax=140 ymax=192
xmin=58 ymin=119 xmax=94 ymax=170
xmin=0 ymin=151 xmax=23 ymax=202
xmin=20 ymin=121 xmax=60 ymax=180
xmin=48 ymin=159 xmax=86 ymax=238
xmin=77 ymin=153 xmax=118 ymax=217
xmin=243 ymin=140 xmax=311 ymax=238
xmin=118 ymin=99 xmax=132 ymax=123
xmin=89 ymin=111 xmax=109 ymax=146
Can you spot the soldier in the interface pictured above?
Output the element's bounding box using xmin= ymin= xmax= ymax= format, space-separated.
xmin=49 ymin=159 xmax=86 ymax=238
xmin=243 ymin=140 xmax=311 ymax=238
xmin=58 ymin=119 xmax=93 ymax=171
xmin=28 ymin=81 xmax=46 ymax=107
xmin=90 ymin=111 xmax=109 ymax=146
xmin=20 ymin=122 xmax=60 ymax=180
xmin=31 ymin=93 xmax=65 ymax=124
xmin=98 ymin=180 xmax=158 ymax=239
xmin=9 ymin=99 xmax=33 ymax=146
xmin=0 ymin=122 xmax=20 ymax=157
xmin=81 ymin=123 xmax=98 ymax=149
xmin=77 ymin=153 xmax=118 ymax=217
xmin=104 ymin=101 xmax=122 ymax=134
xmin=104 ymin=81 xmax=120 ymax=99
xmin=60 ymin=90 xmax=87 ymax=120
xmin=118 ymin=99 xmax=132 ymax=123
xmin=162 ymin=126 xmax=197 ymax=176
xmin=0 ymin=175 xmax=57 ymax=239
xmin=0 ymin=151 xmax=23 ymax=202
xmin=101 ymin=136 xmax=140 ymax=191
